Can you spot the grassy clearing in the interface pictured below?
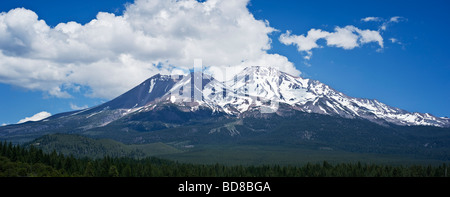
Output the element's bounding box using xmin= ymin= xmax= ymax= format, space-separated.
xmin=159 ymin=144 xmax=448 ymax=166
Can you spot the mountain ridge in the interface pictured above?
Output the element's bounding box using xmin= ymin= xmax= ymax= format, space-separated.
xmin=97 ymin=66 xmax=449 ymax=127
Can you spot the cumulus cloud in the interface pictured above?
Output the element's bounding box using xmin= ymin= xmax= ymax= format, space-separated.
xmin=278 ymin=29 xmax=330 ymax=60
xmin=354 ymin=28 xmax=384 ymax=48
xmin=0 ymin=0 xmax=299 ymax=99
xmin=280 ymin=25 xmax=383 ymax=60
xmin=325 ymin=26 xmax=361 ymax=49
xmin=17 ymin=111 xmax=51 ymax=124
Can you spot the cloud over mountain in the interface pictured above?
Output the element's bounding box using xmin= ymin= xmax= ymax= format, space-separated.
xmin=0 ymin=0 xmax=298 ymax=99
xmin=279 ymin=25 xmax=383 ymax=60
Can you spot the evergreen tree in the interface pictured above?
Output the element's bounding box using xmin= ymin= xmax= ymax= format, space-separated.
xmin=121 ymin=164 xmax=132 ymax=177
xmin=108 ymin=165 xmax=119 ymax=177
xmin=84 ymin=162 xmax=95 ymax=177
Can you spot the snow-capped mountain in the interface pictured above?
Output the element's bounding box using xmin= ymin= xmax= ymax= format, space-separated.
xmin=1 ymin=66 xmax=449 ymax=147
xmin=2 ymin=65 xmax=449 ymax=137
xmin=119 ymin=66 xmax=449 ymax=127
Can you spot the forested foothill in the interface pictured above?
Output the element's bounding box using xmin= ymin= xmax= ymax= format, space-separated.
xmin=1 ymin=141 xmax=448 ymax=177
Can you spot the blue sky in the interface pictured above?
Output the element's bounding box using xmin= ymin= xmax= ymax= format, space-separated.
xmin=0 ymin=0 xmax=449 ymax=125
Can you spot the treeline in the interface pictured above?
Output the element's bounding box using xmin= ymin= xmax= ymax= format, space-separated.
xmin=0 ymin=141 xmax=449 ymax=177
xmin=28 ymin=134 xmax=147 ymax=159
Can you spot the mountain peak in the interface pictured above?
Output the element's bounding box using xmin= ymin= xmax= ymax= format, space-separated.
xmin=241 ymin=66 xmax=296 ymax=79
xmin=243 ymin=65 xmax=280 ymax=73
xmin=67 ymin=66 xmax=450 ymax=127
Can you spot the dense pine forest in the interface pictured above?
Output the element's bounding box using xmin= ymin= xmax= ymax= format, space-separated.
xmin=0 ymin=141 xmax=448 ymax=177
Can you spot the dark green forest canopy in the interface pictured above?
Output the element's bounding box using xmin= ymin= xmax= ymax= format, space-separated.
xmin=0 ymin=141 xmax=449 ymax=177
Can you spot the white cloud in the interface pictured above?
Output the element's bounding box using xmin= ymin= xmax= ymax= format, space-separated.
xmin=389 ymin=38 xmax=402 ymax=44
xmin=70 ymin=103 xmax=89 ymax=110
xmin=378 ymin=16 xmax=406 ymax=31
xmin=279 ymin=29 xmax=330 ymax=52
xmin=361 ymin=17 xmax=381 ymax=22
xmin=361 ymin=16 xmax=406 ymax=31
xmin=354 ymin=28 xmax=384 ymax=48
xmin=280 ymin=25 xmax=383 ymax=60
xmin=389 ymin=38 xmax=405 ymax=49
xmin=17 ymin=111 xmax=52 ymax=124
xmin=0 ymin=0 xmax=299 ymax=99
xmin=279 ymin=29 xmax=330 ymax=60
xmin=1 ymin=123 xmax=7 ymax=126
xmin=389 ymin=16 xmax=404 ymax=23
xmin=326 ymin=26 xmax=361 ymax=49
